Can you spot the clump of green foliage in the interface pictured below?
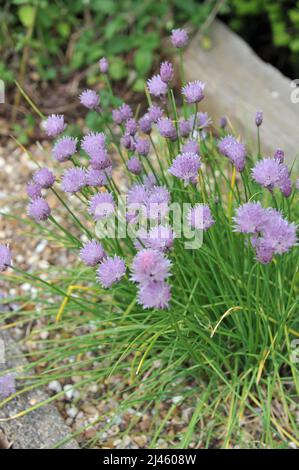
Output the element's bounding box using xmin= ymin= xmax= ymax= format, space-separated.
xmin=1 ymin=0 xmax=215 ymax=89
xmin=225 ymin=0 xmax=299 ymax=76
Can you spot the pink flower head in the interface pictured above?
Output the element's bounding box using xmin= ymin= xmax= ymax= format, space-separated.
xmin=79 ymin=89 xmax=100 ymax=109
xmin=89 ymin=192 xmax=115 ymax=221
xmin=27 ymin=197 xmax=51 ymax=221
xmin=86 ymin=168 xmax=110 ymax=187
xmin=137 ymin=281 xmax=171 ymax=309
xmin=81 ymin=132 xmax=106 ymax=157
xmin=179 ymin=119 xmax=191 ymax=138
xmin=99 ymin=57 xmax=109 ymax=73
xmin=43 ymin=114 xmax=66 ymax=138
xmin=53 ymin=136 xmax=77 ymax=162
xmin=147 ymin=225 xmax=175 ymax=251
xmin=252 ymin=157 xmax=292 ymax=197
xmin=33 ymin=167 xmax=55 ymax=189
xmin=0 ymin=374 xmax=15 ymax=398
xmin=147 ymin=75 xmax=168 ymax=98
xmin=127 ymin=156 xmax=142 ymax=175
xmin=187 ymin=204 xmax=215 ymax=231
xmin=233 ymin=201 xmax=269 ymax=234
xmin=168 ymin=152 xmax=201 ymax=186
xmin=182 ymin=81 xmax=205 ymax=104
xmin=160 ymin=61 xmax=174 ymax=83
xmin=147 ymin=105 xmax=163 ymax=123
xmin=131 ymin=249 xmax=171 ymax=284
xmin=97 ymin=255 xmax=126 ymax=288
xmin=139 ymin=114 xmax=152 ymax=134
xmin=147 ymin=186 xmax=170 ymax=220
xmin=27 ymin=181 xmax=42 ymax=199
xmin=181 ymin=140 xmax=199 ymax=155
xmin=80 ymin=240 xmax=106 ymax=266
xmin=157 ymin=117 xmax=177 ymax=140
xmin=171 ymin=28 xmax=188 ymax=48
xmin=61 ymin=168 xmax=86 ymax=193
xmin=135 ymin=137 xmax=150 ymax=156
xmin=217 ymin=135 xmax=246 ymax=172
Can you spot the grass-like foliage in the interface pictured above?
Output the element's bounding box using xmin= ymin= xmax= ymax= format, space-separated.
xmin=0 ymin=29 xmax=298 ymax=449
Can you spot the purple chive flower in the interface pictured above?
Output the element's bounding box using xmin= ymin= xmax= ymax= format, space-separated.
xmin=112 ymin=109 xmax=123 ymax=125
xmin=179 ymin=119 xmax=191 ymax=138
xmin=157 ymin=117 xmax=177 ymax=140
xmin=187 ymin=204 xmax=215 ymax=231
xmin=33 ymin=168 xmax=55 ymax=189
xmin=234 ymin=203 xmax=297 ymax=263
xmin=217 ymin=135 xmax=247 ymax=172
xmin=147 ymin=225 xmax=174 ymax=251
xmin=131 ymin=249 xmax=171 ymax=284
xmin=99 ymin=57 xmax=109 ymax=73
xmin=169 ymin=152 xmax=201 ymax=185
xmin=262 ymin=211 xmax=297 ymax=256
xmin=296 ymin=178 xmax=299 ymax=190
xmin=147 ymin=105 xmax=163 ymax=123
xmin=97 ymin=255 xmax=126 ymax=288
xmin=0 ymin=245 xmax=12 ymax=272
xmin=120 ymin=103 xmax=133 ymax=121
xmin=0 ymin=374 xmax=16 ymax=398
xmin=80 ymin=240 xmax=106 ymax=266
xmin=279 ymin=177 xmax=292 ymax=198
xmin=252 ymin=157 xmax=291 ymax=196
xmin=53 ymin=136 xmax=77 ymax=162
xmin=61 ymin=168 xmax=86 ymax=193
xmin=160 ymin=61 xmax=174 ymax=83
xmin=81 ymin=132 xmax=106 ymax=157
xmin=182 ymin=81 xmax=205 ymax=104
xmin=127 ymin=183 xmax=148 ymax=206
xmin=137 ymin=281 xmax=171 ymax=309
xmin=147 ymin=186 xmax=170 ymax=220
xmin=127 ymin=156 xmax=142 ymax=175
xmin=27 ymin=181 xmax=42 ymax=199
xmin=125 ymin=118 xmax=138 ymax=136
xmin=79 ymin=89 xmax=100 ymax=109
xmin=89 ymin=192 xmax=115 ymax=220
xmin=139 ymin=114 xmax=152 ymax=134
xmin=43 ymin=114 xmax=66 ymax=138
xmin=121 ymin=133 xmax=136 ymax=151
xmin=181 ymin=140 xmax=199 ymax=155
xmin=220 ymin=116 xmax=227 ymax=129
xmin=90 ymin=148 xmax=111 ymax=170
xmin=171 ymin=28 xmax=188 ymax=48
xmin=255 ymin=111 xmax=263 ymax=127
xmin=233 ymin=201 xmax=269 ymax=234
xmin=134 ymin=225 xmax=175 ymax=252
xmin=27 ymin=197 xmax=51 ymax=221
xmin=143 ymin=173 xmax=157 ymax=189
xmin=254 ymin=238 xmax=275 ymax=264
xmin=147 ymin=75 xmax=168 ymax=98
xmin=135 ymin=137 xmax=150 ymax=156
xmin=113 ymin=103 xmax=133 ymax=124
xmin=86 ymin=167 xmax=110 ymax=187
xmin=274 ymin=149 xmax=284 ymax=163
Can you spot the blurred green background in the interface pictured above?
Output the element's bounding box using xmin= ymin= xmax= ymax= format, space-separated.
xmin=1 ymin=0 xmax=298 ymax=88
xmin=1 ymin=0 xmax=298 ymax=144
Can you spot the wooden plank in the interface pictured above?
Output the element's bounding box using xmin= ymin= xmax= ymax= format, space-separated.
xmin=184 ymin=21 xmax=299 ymax=169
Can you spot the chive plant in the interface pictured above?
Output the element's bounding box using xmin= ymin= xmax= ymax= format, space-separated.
xmin=0 ymin=28 xmax=298 ymax=449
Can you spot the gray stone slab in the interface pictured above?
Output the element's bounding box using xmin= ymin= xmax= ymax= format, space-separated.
xmin=0 ymin=330 xmax=79 ymax=449
xmin=184 ymin=20 xmax=299 ymax=169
